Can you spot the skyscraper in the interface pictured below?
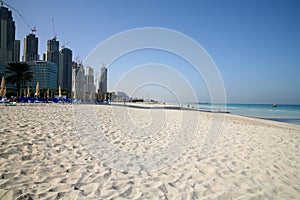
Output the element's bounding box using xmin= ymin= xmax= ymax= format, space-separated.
xmin=58 ymin=47 xmax=72 ymax=91
xmin=72 ymin=61 xmax=78 ymax=97
xmin=99 ymin=67 xmax=107 ymax=99
xmin=86 ymin=67 xmax=94 ymax=87
xmin=73 ymin=63 xmax=85 ymax=100
xmin=85 ymin=66 xmax=96 ymax=100
xmin=0 ymin=5 xmax=20 ymax=64
xmin=23 ymin=33 xmax=38 ymax=61
xmin=46 ymin=37 xmax=59 ymax=66
xmin=13 ymin=40 xmax=20 ymax=62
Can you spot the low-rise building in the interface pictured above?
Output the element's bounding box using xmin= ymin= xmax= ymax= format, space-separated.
xmin=27 ymin=61 xmax=57 ymax=89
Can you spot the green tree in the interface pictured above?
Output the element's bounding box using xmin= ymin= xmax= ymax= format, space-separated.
xmin=5 ymin=63 xmax=34 ymax=95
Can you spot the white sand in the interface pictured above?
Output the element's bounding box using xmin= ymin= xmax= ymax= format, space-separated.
xmin=0 ymin=104 xmax=299 ymax=199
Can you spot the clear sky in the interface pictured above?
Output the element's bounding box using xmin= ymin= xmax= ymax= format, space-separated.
xmin=6 ymin=0 xmax=300 ymax=104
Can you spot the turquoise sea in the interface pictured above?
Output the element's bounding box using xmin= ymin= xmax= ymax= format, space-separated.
xmin=191 ymin=103 xmax=300 ymax=125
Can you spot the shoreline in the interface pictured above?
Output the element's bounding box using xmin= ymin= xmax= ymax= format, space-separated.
xmin=2 ymin=101 xmax=300 ymax=125
xmin=1 ymin=101 xmax=300 ymax=126
xmin=110 ymin=102 xmax=300 ymax=126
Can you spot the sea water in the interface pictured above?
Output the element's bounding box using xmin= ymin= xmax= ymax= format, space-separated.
xmin=192 ymin=103 xmax=300 ymax=125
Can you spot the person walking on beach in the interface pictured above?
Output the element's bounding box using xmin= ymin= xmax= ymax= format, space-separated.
xmin=105 ymin=94 xmax=109 ymax=104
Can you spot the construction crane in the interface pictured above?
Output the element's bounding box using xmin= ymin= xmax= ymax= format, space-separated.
xmin=1 ymin=0 xmax=37 ymax=33
xmin=61 ymin=41 xmax=71 ymax=49
xmin=52 ymin=18 xmax=57 ymax=39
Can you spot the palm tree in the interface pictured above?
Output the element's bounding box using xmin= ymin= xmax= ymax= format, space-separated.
xmin=5 ymin=63 xmax=34 ymax=96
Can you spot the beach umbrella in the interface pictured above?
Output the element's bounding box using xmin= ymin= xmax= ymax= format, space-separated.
xmin=47 ymin=88 xmax=50 ymax=99
xmin=3 ymin=87 xmax=6 ymax=97
xmin=0 ymin=76 xmax=6 ymax=97
xmin=1 ymin=76 xmax=4 ymax=88
xmin=73 ymin=81 xmax=76 ymax=99
xmin=35 ymin=82 xmax=40 ymax=97
xmin=59 ymin=85 xmax=62 ymax=98
xmin=27 ymin=86 xmax=30 ymax=97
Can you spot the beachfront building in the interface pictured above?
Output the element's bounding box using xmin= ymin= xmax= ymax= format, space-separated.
xmin=58 ymin=47 xmax=72 ymax=91
xmin=23 ymin=33 xmax=39 ymax=61
xmin=0 ymin=5 xmax=20 ymax=75
xmin=112 ymin=91 xmax=130 ymax=102
xmin=98 ymin=67 xmax=107 ymax=100
xmin=26 ymin=61 xmax=57 ymax=89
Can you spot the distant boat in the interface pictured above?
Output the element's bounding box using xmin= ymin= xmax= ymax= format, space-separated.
xmin=272 ymin=104 xmax=277 ymax=107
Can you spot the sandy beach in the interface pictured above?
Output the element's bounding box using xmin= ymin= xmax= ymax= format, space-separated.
xmin=0 ymin=104 xmax=299 ymax=199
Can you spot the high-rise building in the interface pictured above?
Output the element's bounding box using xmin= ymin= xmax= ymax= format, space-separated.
xmin=73 ymin=63 xmax=85 ymax=100
xmin=0 ymin=6 xmax=20 ymax=65
xmin=99 ymin=67 xmax=107 ymax=98
xmin=42 ymin=53 xmax=46 ymax=61
xmin=72 ymin=61 xmax=78 ymax=97
xmin=85 ymin=66 xmax=96 ymax=100
xmin=72 ymin=61 xmax=80 ymax=77
xmin=26 ymin=61 xmax=57 ymax=89
xmin=23 ymin=33 xmax=38 ymax=61
xmin=86 ymin=67 xmax=94 ymax=87
xmin=13 ymin=40 xmax=20 ymax=62
xmin=46 ymin=37 xmax=59 ymax=66
xmin=58 ymin=47 xmax=72 ymax=91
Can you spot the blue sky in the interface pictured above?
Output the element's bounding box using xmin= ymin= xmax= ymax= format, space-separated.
xmin=6 ymin=0 xmax=300 ymax=104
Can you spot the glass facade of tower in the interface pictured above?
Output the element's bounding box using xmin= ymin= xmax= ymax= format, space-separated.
xmin=27 ymin=61 xmax=57 ymax=89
